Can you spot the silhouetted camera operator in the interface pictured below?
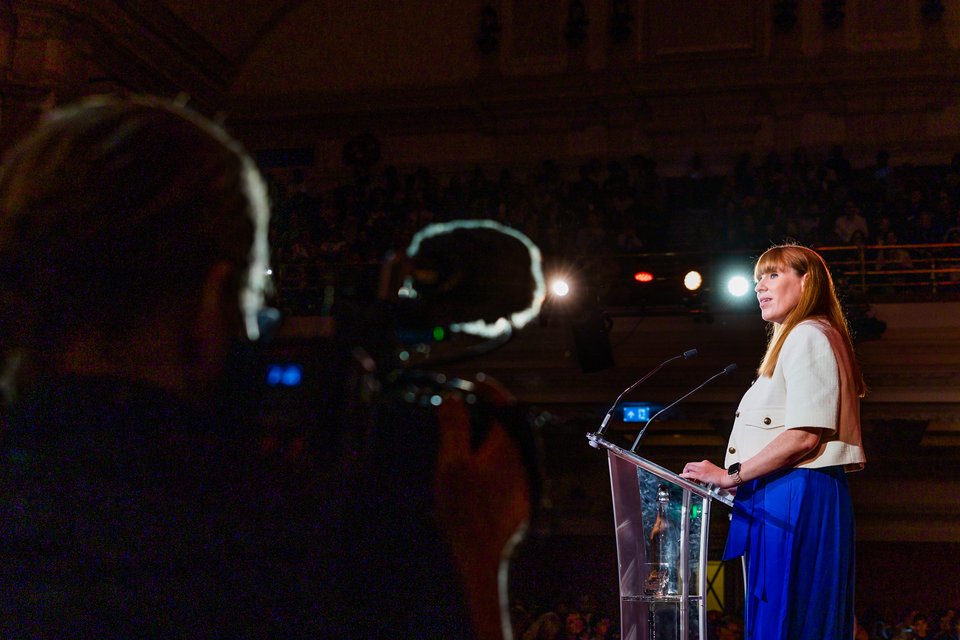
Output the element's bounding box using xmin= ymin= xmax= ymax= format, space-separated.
xmin=0 ymin=96 xmax=544 ymax=639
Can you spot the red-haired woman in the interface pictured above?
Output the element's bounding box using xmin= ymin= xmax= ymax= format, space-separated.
xmin=681 ymin=244 xmax=866 ymax=639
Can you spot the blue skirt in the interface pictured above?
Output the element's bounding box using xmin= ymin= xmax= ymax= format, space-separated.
xmin=723 ymin=466 xmax=856 ymax=640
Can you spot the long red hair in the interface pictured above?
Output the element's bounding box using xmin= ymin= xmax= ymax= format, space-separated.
xmin=755 ymin=244 xmax=866 ymax=397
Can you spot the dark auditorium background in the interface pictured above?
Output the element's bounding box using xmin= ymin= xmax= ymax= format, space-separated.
xmin=2 ymin=0 xmax=959 ymax=636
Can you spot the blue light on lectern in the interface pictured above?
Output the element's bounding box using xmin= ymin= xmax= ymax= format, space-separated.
xmin=622 ymin=403 xmax=654 ymax=423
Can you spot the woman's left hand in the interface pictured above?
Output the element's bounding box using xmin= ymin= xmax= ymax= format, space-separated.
xmin=680 ymin=460 xmax=731 ymax=489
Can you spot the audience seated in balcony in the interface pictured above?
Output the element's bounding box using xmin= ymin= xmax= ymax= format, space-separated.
xmin=263 ymin=144 xmax=960 ymax=314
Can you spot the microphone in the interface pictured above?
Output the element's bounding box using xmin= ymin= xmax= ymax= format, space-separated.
xmin=590 ymin=348 xmax=698 ymax=446
xmin=629 ymin=363 xmax=737 ymax=453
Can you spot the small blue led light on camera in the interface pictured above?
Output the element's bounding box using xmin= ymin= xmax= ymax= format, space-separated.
xmin=266 ymin=364 xmax=284 ymax=387
xmin=281 ymin=364 xmax=302 ymax=387
xmin=266 ymin=363 xmax=303 ymax=387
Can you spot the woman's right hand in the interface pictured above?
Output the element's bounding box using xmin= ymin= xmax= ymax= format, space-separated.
xmin=680 ymin=460 xmax=733 ymax=489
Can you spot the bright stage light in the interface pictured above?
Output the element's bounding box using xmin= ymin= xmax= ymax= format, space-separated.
xmin=683 ymin=270 xmax=702 ymax=291
xmin=551 ymin=279 xmax=570 ymax=297
xmin=634 ymin=271 xmax=654 ymax=283
xmin=727 ymin=275 xmax=751 ymax=297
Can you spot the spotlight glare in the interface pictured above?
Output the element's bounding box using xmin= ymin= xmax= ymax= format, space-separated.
xmin=683 ymin=270 xmax=702 ymax=291
xmin=551 ymin=279 xmax=570 ymax=297
xmin=634 ymin=271 xmax=654 ymax=283
xmin=727 ymin=275 xmax=751 ymax=297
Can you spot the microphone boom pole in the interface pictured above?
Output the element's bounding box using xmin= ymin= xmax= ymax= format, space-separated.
xmin=629 ymin=363 xmax=737 ymax=453
xmin=591 ymin=348 xmax=698 ymax=443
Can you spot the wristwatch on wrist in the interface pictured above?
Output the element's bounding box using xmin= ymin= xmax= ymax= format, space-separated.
xmin=727 ymin=462 xmax=742 ymax=485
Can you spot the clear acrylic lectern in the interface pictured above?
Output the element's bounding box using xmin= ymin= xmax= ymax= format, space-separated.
xmin=586 ymin=433 xmax=734 ymax=640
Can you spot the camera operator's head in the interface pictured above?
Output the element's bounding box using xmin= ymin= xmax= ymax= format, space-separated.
xmin=0 ymin=95 xmax=269 ymax=401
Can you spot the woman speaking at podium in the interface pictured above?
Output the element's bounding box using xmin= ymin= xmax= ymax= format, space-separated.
xmin=680 ymin=244 xmax=866 ymax=640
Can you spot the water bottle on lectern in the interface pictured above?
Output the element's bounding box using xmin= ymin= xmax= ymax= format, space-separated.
xmin=644 ymin=484 xmax=676 ymax=597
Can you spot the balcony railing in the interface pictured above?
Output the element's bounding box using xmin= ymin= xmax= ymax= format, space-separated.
xmin=817 ymin=242 xmax=960 ymax=299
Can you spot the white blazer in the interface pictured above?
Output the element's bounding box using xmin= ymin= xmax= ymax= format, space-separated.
xmin=724 ymin=318 xmax=866 ymax=472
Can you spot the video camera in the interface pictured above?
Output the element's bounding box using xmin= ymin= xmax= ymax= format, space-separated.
xmin=228 ymin=220 xmax=548 ymax=497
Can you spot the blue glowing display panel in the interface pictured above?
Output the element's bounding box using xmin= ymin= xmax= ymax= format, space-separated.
xmin=622 ymin=403 xmax=653 ymax=422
